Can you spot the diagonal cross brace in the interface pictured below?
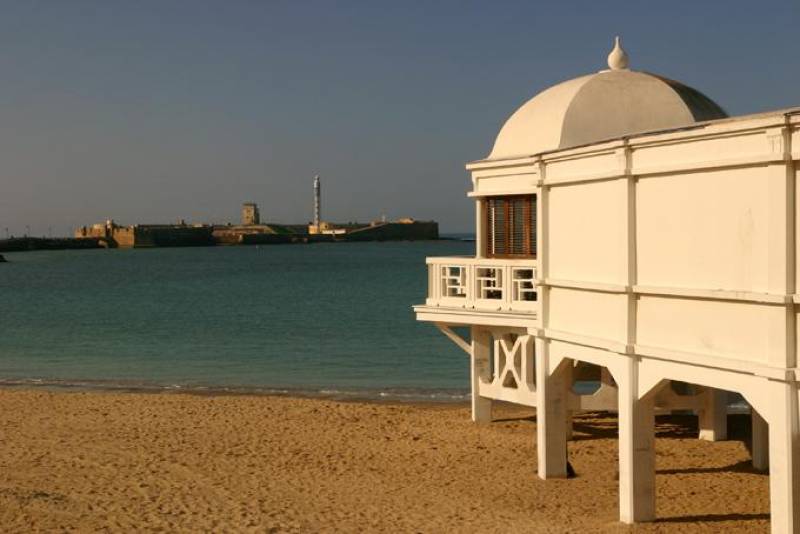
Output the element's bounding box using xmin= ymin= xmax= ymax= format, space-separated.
xmin=435 ymin=323 xmax=471 ymax=355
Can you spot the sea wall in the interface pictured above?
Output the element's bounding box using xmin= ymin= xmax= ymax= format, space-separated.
xmin=130 ymin=226 xmax=214 ymax=248
xmin=344 ymin=221 xmax=439 ymax=241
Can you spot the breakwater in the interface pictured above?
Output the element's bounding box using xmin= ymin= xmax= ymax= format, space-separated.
xmin=0 ymin=237 xmax=104 ymax=253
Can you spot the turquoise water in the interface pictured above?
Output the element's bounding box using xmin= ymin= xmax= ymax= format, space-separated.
xmin=0 ymin=241 xmax=474 ymax=400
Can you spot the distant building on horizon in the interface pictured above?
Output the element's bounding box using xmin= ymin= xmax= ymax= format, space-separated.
xmin=74 ymin=180 xmax=438 ymax=248
xmin=75 ymin=219 xmax=213 ymax=248
xmin=241 ymin=202 xmax=260 ymax=226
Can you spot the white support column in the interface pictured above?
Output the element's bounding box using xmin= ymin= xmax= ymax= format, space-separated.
xmin=765 ymin=126 xmax=795 ymax=369
xmin=475 ymin=199 xmax=486 ymax=259
xmin=621 ymin=144 xmax=637 ymax=358
xmin=535 ymin=337 xmax=568 ymax=479
xmin=751 ymin=408 xmax=769 ymax=471
xmin=566 ymin=411 xmax=574 ymax=441
xmin=767 ymin=380 xmax=800 ymax=533
xmin=470 ymin=327 xmax=492 ymax=423
xmin=536 ymin=166 xmax=549 ymax=329
xmin=619 ymin=142 xmax=651 ymax=521
xmin=698 ymin=387 xmax=728 ymax=441
xmin=565 ymin=362 xmax=574 ymax=441
xmin=618 ymin=358 xmax=656 ymax=523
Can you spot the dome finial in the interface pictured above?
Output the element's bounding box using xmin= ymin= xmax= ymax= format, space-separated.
xmin=607 ymin=36 xmax=629 ymax=70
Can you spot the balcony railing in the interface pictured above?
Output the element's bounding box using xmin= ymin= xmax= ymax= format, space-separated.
xmin=425 ymin=256 xmax=538 ymax=312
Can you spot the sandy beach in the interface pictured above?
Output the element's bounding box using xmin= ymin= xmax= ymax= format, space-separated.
xmin=0 ymin=389 xmax=769 ymax=533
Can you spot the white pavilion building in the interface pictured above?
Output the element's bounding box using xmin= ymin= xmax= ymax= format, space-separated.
xmin=415 ymin=38 xmax=800 ymax=532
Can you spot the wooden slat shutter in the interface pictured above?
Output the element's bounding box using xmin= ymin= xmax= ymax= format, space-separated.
xmin=485 ymin=195 xmax=536 ymax=258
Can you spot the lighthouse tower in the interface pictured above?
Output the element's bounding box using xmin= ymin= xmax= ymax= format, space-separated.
xmin=314 ymin=175 xmax=321 ymax=228
xmin=309 ymin=175 xmax=324 ymax=234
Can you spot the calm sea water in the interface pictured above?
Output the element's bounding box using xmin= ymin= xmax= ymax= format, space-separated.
xmin=0 ymin=241 xmax=475 ymax=401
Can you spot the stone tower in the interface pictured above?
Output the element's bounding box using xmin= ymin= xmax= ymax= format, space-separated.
xmin=241 ymin=202 xmax=260 ymax=225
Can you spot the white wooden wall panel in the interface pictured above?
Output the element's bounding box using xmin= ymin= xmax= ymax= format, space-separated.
xmin=636 ymin=296 xmax=777 ymax=363
xmin=636 ymin=166 xmax=771 ymax=292
xmin=547 ymin=180 xmax=627 ymax=284
xmin=548 ymin=288 xmax=627 ymax=343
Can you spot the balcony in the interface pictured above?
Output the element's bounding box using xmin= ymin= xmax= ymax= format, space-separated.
xmin=419 ymin=257 xmax=538 ymax=323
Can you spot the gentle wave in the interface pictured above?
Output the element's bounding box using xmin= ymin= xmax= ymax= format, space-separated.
xmin=0 ymin=378 xmax=471 ymax=403
xmin=0 ymin=377 xmax=752 ymax=412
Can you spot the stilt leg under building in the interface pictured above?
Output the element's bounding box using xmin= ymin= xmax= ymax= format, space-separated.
xmin=565 ymin=362 xmax=574 ymax=441
xmin=752 ymin=408 xmax=769 ymax=471
xmin=767 ymin=380 xmax=800 ymax=533
xmin=618 ymin=358 xmax=656 ymax=523
xmin=699 ymin=387 xmax=728 ymax=441
xmin=470 ymin=327 xmax=492 ymax=423
xmin=535 ymin=338 xmax=568 ymax=479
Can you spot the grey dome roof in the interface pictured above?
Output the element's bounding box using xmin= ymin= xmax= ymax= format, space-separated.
xmin=489 ymin=62 xmax=727 ymax=160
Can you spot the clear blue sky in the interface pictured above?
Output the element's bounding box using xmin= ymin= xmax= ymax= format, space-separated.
xmin=0 ymin=0 xmax=797 ymax=235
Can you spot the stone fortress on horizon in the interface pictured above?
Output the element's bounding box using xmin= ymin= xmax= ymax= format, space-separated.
xmin=415 ymin=37 xmax=800 ymax=532
xmin=73 ymin=175 xmax=438 ymax=248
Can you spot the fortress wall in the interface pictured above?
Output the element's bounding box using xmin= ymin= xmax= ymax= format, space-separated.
xmin=106 ymin=226 xmax=214 ymax=248
xmin=113 ymin=228 xmax=136 ymax=248
xmin=238 ymin=233 xmax=297 ymax=245
xmin=142 ymin=227 xmax=214 ymax=247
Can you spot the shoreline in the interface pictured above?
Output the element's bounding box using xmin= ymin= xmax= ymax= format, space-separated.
xmin=0 ymin=378 xmax=753 ymax=412
xmin=0 ymin=379 xmax=472 ymax=405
